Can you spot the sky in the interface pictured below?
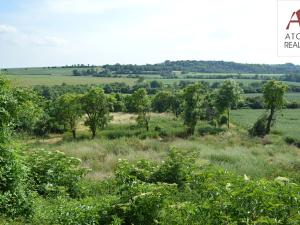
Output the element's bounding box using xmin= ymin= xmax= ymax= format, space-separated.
xmin=0 ymin=0 xmax=299 ymax=68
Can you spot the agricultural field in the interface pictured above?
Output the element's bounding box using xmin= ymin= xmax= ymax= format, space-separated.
xmin=3 ymin=67 xmax=85 ymax=75
xmin=5 ymin=74 xmax=137 ymax=87
xmin=245 ymin=92 xmax=300 ymax=102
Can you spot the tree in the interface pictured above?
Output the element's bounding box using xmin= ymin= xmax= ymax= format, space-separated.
xmin=131 ymin=89 xmax=150 ymax=131
xmin=81 ymin=88 xmax=111 ymax=138
xmin=201 ymin=91 xmax=219 ymax=126
xmin=182 ymin=84 xmax=202 ymax=135
xmin=13 ymin=88 xmax=43 ymax=134
xmin=56 ymin=93 xmax=83 ymax=139
xmin=169 ymin=92 xmax=182 ymax=118
xmin=263 ymin=80 xmax=288 ymax=134
xmin=215 ymin=80 xmax=243 ymax=128
xmin=152 ymin=91 xmax=172 ymax=113
xmin=150 ymin=80 xmax=163 ymax=89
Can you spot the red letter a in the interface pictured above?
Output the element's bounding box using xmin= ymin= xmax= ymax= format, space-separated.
xmin=286 ymin=10 xmax=300 ymax=30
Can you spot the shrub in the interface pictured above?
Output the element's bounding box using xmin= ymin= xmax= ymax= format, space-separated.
xmin=198 ymin=126 xmax=224 ymax=136
xmin=150 ymin=149 xmax=196 ymax=188
xmin=32 ymin=195 xmax=118 ymax=225
xmin=249 ymin=114 xmax=268 ymax=137
xmin=285 ymin=136 xmax=300 ymax=148
xmin=0 ymin=142 xmax=32 ymax=218
xmin=26 ymin=150 xmax=88 ymax=197
xmin=218 ymin=114 xmax=228 ymax=126
xmin=114 ymin=182 xmax=176 ymax=225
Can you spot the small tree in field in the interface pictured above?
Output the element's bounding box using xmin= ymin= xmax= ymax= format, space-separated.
xmin=81 ymin=88 xmax=111 ymax=139
xmin=131 ymin=89 xmax=150 ymax=131
xmin=57 ymin=93 xmax=83 ymax=139
xmin=182 ymin=84 xmax=202 ymax=135
xmin=169 ymin=92 xmax=182 ymax=118
xmin=263 ymin=80 xmax=288 ymax=134
xmin=152 ymin=91 xmax=172 ymax=113
xmin=215 ymin=80 xmax=243 ymax=128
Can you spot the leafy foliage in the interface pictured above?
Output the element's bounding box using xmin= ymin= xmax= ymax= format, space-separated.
xmin=215 ymin=80 xmax=243 ymax=128
xmin=263 ymin=80 xmax=288 ymax=134
xmin=182 ymin=84 xmax=202 ymax=135
xmin=131 ymin=89 xmax=151 ymax=131
xmin=26 ymin=150 xmax=88 ymax=198
xmin=81 ymin=88 xmax=111 ymax=138
xmin=56 ymin=93 xmax=83 ymax=139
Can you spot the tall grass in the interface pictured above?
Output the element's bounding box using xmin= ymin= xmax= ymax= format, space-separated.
xmin=23 ymin=112 xmax=300 ymax=183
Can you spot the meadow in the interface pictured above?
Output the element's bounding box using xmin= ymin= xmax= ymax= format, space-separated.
xmin=24 ymin=110 xmax=300 ymax=182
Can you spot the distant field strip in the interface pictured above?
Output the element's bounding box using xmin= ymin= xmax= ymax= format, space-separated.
xmin=5 ymin=75 xmax=137 ymax=87
xmin=245 ymin=92 xmax=300 ymax=102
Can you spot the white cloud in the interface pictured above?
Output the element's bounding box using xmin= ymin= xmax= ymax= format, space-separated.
xmin=0 ymin=24 xmax=17 ymax=33
xmin=0 ymin=24 xmax=66 ymax=47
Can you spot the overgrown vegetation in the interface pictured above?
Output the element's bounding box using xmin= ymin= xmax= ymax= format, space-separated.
xmin=1 ymin=75 xmax=300 ymax=224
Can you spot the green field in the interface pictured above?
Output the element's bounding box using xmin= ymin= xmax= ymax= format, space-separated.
xmin=157 ymin=78 xmax=300 ymax=86
xmin=244 ymin=92 xmax=300 ymax=102
xmin=4 ymin=67 xmax=80 ymax=75
xmin=232 ymin=109 xmax=300 ymax=138
xmin=3 ymin=67 xmax=300 ymax=88
xmin=5 ymin=74 xmax=137 ymax=87
xmin=177 ymin=72 xmax=284 ymax=78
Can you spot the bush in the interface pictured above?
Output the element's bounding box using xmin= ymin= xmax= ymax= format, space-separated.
xmin=150 ymin=149 xmax=196 ymax=188
xmin=32 ymin=195 xmax=118 ymax=225
xmin=113 ymin=152 xmax=300 ymax=224
xmin=26 ymin=150 xmax=88 ymax=197
xmin=218 ymin=114 xmax=228 ymax=126
xmin=114 ymin=182 xmax=176 ymax=225
xmin=198 ymin=126 xmax=224 ymax=136
xmin=249 ymin=114 xmax=268 ymax=137
xmin=22 ymin=150 xmax=300 ymax=224
xmin=285 ymin=136 xmax=300 ymax=148
xmin=0 ymin=142 xmax=32 ymax=218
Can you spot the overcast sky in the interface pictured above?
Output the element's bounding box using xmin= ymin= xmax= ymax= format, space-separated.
xmin=0 ymin=0 xmax=299 ymax=68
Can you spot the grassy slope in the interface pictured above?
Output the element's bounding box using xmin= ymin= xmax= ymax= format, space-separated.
xmin=22 ymin=111 xmax=300 ymax=183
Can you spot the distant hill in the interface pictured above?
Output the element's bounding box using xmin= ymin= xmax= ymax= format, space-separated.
xmin=2 ymin=60 xmax=300 ymax=75
xmin=102 ymin=60 xmax=300 ymax=74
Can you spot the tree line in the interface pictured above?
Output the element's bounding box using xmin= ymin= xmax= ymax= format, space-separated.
xmin=101 ymin=60 xmax=300 ymax=74
xmin=2 ymin=76 xmax=288 ymax=140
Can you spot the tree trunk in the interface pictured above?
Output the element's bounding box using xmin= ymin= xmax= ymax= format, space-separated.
xmin=72 ymin=129 xmax=76 ymax=139
xmin=91 ymin=129 xmax=96 ymax=139
xmin=266 ymin=108 xmax=274 ymax=134
xmin=227 ymin=109 xmax=230 ymax=129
